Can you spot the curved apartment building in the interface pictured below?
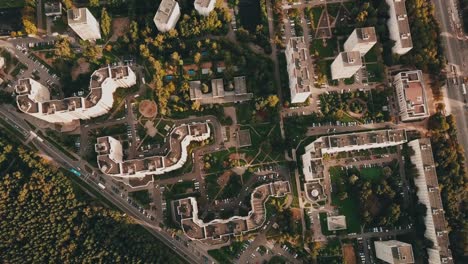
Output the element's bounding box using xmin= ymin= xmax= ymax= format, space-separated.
xmin=16 ymin=65 xmax=136 ymax=124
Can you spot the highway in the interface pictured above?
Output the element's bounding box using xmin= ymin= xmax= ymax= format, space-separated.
xmin=0 ymin=107 xmax=214 ymax=264
xmin=431 ymin=0 xmax=468 ymax=171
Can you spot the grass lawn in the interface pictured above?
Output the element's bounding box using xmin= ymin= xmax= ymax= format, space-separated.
xmin=327 ymin=3 xmax=342 ymax=18
xmin=312 ymin=6 xmax=324 ymax=29
xmin=236 ymin=102 xmax=254 ymax=124
xmin=364 ymin=46 xmax=379 ymax=62
xmin=319 ymin=212 xmax=333 ymax=236
xmin=311 ymin=38 xmax=337 ymax=58
xmin=359 ymin=167 xmax=383 ymax=182
xmin=366 ymin=63 xmax=385 ymax=83
xmin=329 ymin=167 xmax=361 ymax=233
xmin=0 ymin=0 xmax=24 ymax=8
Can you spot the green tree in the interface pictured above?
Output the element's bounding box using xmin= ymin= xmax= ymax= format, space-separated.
xmin=54 ymin=37 xmax=73 ymax=59
xmin=89 ymin=0 xmax=99 ymax=7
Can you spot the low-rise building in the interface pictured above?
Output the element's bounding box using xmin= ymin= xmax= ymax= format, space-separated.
xmin=174 ymin=181 xmax=291 ymax=240
xmin=327 ymin=215 xmax=347 ymax=231
xmin=67 ymin=8 xmax=101 ymax=40
xmin=194 ymin=0 xmax=216 ymax=16
xmin=285 ymin=37 xmax=312 ymax=104
xmin=189 ymin=76 xmax=253 ymax=104
xmin=386 ymin=0 xmax=413 ymax=55
xmin=16 ymin=65 xmax=136 ymax=123
xmin=331 ymin=51 xmax=362 ymax=80
xmin=344 ymin=27 xmax=377 ymax=55
xmin=96 ymin=123 xmax=210 ymax=178
xmin=408 ymin=139 xmax=453 ymax=264
xmin=45 ymin=2 xmax=62 ymax=17
xmin=394 ymin=70 xmax=429 ymax=121
xmin=374 ymin=240 xmax=414 ymax=264
xmin=154 ymin=0 xmax=181 ymax=32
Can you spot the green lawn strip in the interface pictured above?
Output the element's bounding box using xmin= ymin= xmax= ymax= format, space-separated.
xmin=311 ymin=7 xmax=324 ymax=29
xmin=366 ymin=63 xmax=385 ymax=83
xmin=364 ymin=46 xmax=379 ymax=62
xmin=0 ymin=0 xmax=24 ymax=8
xmin=359 ymin=167 xmax=384 ymax=182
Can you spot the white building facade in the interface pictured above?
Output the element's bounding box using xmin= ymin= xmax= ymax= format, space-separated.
xmin=16 ymin=66 xmax=136 ymax=123
xmin=154 ymin=0 xmax=181 ymax=32
xmin=67 ymin=8 xmax=101 ymax=40
xmin=194 ymin=0 xmax=216 ymax=16
xmin=285 ymin=37 xmax=312 ymax=103
xmin=394 ymin=70 xmax=429 ymax=121
xmin=344 ymin=27 xmax=377 ymax=55
xmin=386 ymin=0 xmax=413 ymax=55
xmin=331 ymin=51 xmax=362 ymax=80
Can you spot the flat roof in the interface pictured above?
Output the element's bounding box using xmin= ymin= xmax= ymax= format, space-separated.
xmin=340 ymin=51 xmax=362 ymax=67
xmin=356 ymin=27 xmax=377 ymax=43
xmin=195 ymin=0 xmax=213 ymax=8
xmin=67 ymin=8 xmax=87 ymax=25
xmin=154 ymin=0 xmax=178 ymax=24
xmin=286 ymin=37 xmax=312 ymax=94
xmin=392 ymin=0 xmax=413 ymax=48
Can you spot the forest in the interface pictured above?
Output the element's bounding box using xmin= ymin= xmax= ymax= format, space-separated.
xmin=0 ymin=131 xmax=185 ymax=263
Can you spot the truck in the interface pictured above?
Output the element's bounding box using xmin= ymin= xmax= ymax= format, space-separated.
xmin=98 ymin=183 xmax=106 ymax=190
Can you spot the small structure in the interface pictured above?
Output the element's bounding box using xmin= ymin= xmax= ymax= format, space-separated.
xmin=154 ymin=0 xmax=181 ymax=32
xmin=237 ymin=129 xmax=252 ymax=148
xmin=194 ymin=0 xmax=216 ymax=16
xmin=0 ymin=57 xmax=5 ymax=69
xmin=189 ymin=76 xmax=252 ymax=105
xmin=45 ymin=2 xmax=62 ymax=17
xmin=285 ymin=37 xmax=312 ymax=103
xmin=344 ymin=27 xmax=377 ymax=55
xmin=327 ymin=215 xmax=347 ymax=231
xmin=67 ymin=8 xmax=101 ymax=40
xmin=331 ymin=51 xmax=362 ymax=80
xmin=374 ymin=240 xmax=414 ymax=264
xmin=393 ymin=70 xmax=429 ymax=121
xmin=385 ymin=0 xmax=413 ymax=55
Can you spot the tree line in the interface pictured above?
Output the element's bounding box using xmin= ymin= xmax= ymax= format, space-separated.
xmin=0 ymin=131 xmax=185 ymax=263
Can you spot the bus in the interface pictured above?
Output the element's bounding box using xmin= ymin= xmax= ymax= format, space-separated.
xmin=69 ymin=168 xmax=81 ymax=177
xmin=98 ymin=183 xmax=106 ymax=190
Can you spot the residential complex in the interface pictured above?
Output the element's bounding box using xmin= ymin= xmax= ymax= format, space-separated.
xmin=194 ymin=0 xmax=216 ymax=16
xmin=408 ymin=139 xmax=454 ymax=264
xmin=285 ymin=37 xmax=312 ymax=103
xmin=331 ymin=51 xmax=362 ymax=80
xmin=154 ymin=0 xmax=181 ymax=32
xmin=189 ymin=76 xmax=253 ymax=104
xmin=174 ymin=181 xmax=290 ymax=241
xmin=386 ymin=0 xmax=413 ymax=55
xmin=374 ymin=240 xmax=415 ymax=264
xmin=95 ymin=123 xmax=210 ymax=178
xmin=67 ymin=8 xmax=101 ymax=40
xmin=15 ymin=66 xmax=136 ymax=123
xmin=394 ymin=70 xmax=429 ymax=121
xmin=344 ymin=27 xmax=377 ymax=55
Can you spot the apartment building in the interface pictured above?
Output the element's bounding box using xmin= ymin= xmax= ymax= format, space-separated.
xmin=331 ymin=51 xmax=362 ymax=80
xmin=301 ymin=129 xmax=407 ymax=182
xmin=386 ymin=0 xmax=413 ymax=55
xmin=67 ymin=8 xmax=101 ymax=40
xmin=374 ymin=240 xmax=414 ymax=264
xmin=344 ymin=27 xmax=377 ymax=55
xmin=96 ymin=123 xmax=210 ymax=178
xmin=174 ymin=181 xmax=290 ymax=241
xmin=194 ymin=0 xmax=216 ymax=16
xmin=394 ymin=70 xmax=429 ymax=121
xmin=285 ymin=37 xmax=312 ymax=104
xmin=154 ymin=0 xmax=181 ymax=32
xmin=16 ymin=66 xmax=136 ymax=123
xmin=408 ymin=139 xmax=453 ymax=264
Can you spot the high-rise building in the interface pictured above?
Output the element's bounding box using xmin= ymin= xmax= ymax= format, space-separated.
xmin=393 ymin=70 xmax=429 ymax=121
xmin=154 ymin=0 xmax=181 ymax=32
xmin=344 ymin=27 xmax=377 ymax=55
xmin=194 ymin=0 xmax=216 ymax=16
xmin=374 ymin=240 xmax=414 ymax=264
xmin=285 ymin=37 xmax=312 ymax=103
xmin=331 ymin=51 xmax=362 ymax=80
xmin=408 ymin=139 xmax=454 ymax=264
xmin=67 ymin=8 xmax=101 ymax=40
xmin=16 ymin=66 xmax=136 ymax=123
xmin=386 ymin=0 xmax=413 ymax=55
